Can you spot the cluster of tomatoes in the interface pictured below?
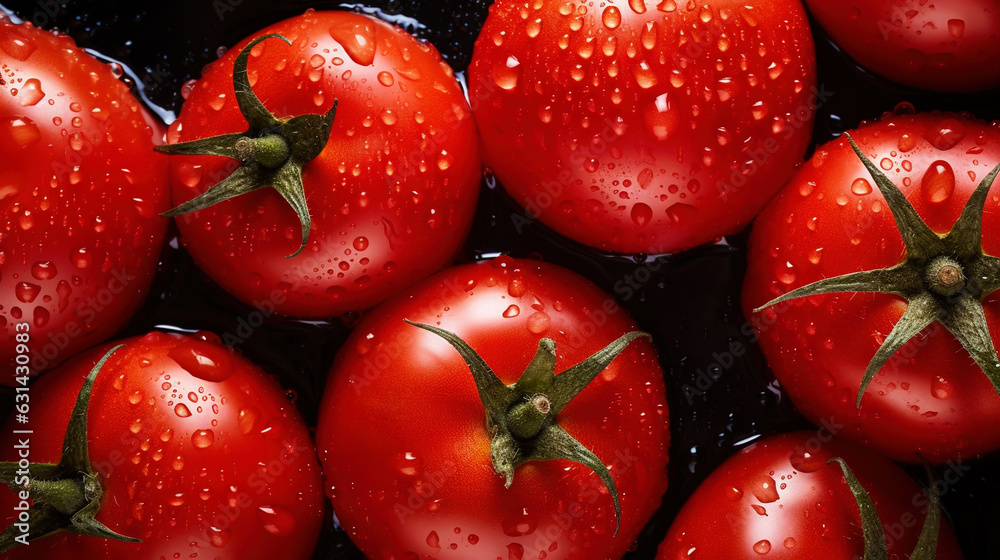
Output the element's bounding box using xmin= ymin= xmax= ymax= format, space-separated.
xmin=2 ymin=0 xmax=1000 ymax=559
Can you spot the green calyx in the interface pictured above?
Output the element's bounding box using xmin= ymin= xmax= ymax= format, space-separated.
xmin=0 ymin=345 xmax=140 ymax=552
xmin=755 ymin=134 xmax=1000 ymax=407
xmin=155 ymin=34 xmax=339 ymax=257
xmin=406 ymin=320 xmax=651 ymax=536
xmin=829 ymin=457 xmax=941 ymax=559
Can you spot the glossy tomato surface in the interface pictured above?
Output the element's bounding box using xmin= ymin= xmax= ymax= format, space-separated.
xmin=742 ymin=112 xmax=1000 ymax=463
xmin=0 ymin=331 xmax=324 ymax=559
xmin=806 ymin=0 xmax=1000 ymax=93
xmin=657 ymin=431 xmax=964 ymax=559
xmin=316 ymin=257 xmax=670 ymax=559
xmin=166 ymin=10 xmax=480 ymax=318
xmin=469 ymin=0 xmax=816 ymax=254
xmin=0 ymin=19 xmax=170 ymax=378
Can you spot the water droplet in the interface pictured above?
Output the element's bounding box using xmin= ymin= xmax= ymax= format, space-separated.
xmin=602 ymin=6 xmax=622 ymax=28
xmin=175 ymin=403 xmax=192 ymax=418
xmin=725 ymin=486 xmax=744 ymax=501
xmin=776 ymin=261 xmax=796 ymax=285
xmin=1 ymin=32 xmax=36 ymax=60
xmin=329 ymin=20 xmax=376 ymax=66
xmin=193 ymin=429 xmax=215 ymax=449
xmin=751 ymin=101 xmax=768 ymax=121
xmin=33 ymin=307 xmax=49 ymax=328
xmin=632 ymin=60 xmax=658 ymax=89
xmin=931 ymin=376 xmax=953 ymax=399
xmin=168 ymin=340 xmax=235 ymax=382
xmin=880 ymin=157 xmax=893 ymax=170
xmin=751 ymin=475 xmax=779 ymax=502
xmin=258 ymin=505 xmax=297 ymax=536
xmin=6 ymin=117 xmax=41 ymax=149
xmin=377 ymin=71 xmax=394 ymax=87
xmin=643 ymin=93 xmax=679 ymax=141
xmin=948 ymin=19 xmax=965 ymax=38
xmin=631 ymin=203 xmax=653 ymax=226
xmin=851 ymin=178 xmax=872 ymax=195
xmin=921 ymin=160 xmax=955 ymax=203
xmin=629 ymin=0 xmax=647 ymax=14
xmin=503 ymin=305 xmax=520 ymax=318
xmin=208 ymin=93 xmax=226 ymax=111
xmin=15 ymin=282 xmax=40 ymax=303
xmin=16 ymin=78 xmax=44 ymax=107
xmin=206 ymin=526 xmax=231 ymax=548
xmin=753 ymin=540 xmax=771 ymax=554
xmin=492 ymin=55 xmax=520 ymax=90
xmin=924 ymin=118 xmax=966 ymax=151
xmin=789 ymin=448 xmax=824 ymax=472
xmin=381 ymin=109 xmax=397 ymax=126
xmin=502 ymin=509 xmax=538 ymax=536
xmin=426 ymin=530 xmax=441 ymax=548
xmin=353 ymin=236 xmax=369 ymax=251
xmin=526 ymin=312 xmax=551 ymax=334
xmin=238 ymin=407 xmax=259 ymax=435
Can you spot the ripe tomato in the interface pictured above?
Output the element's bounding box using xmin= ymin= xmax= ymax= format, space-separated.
xmin=805 ymin=0 xmax=1000 ymax=93
xmin=468 ymin=0 xmax=817 ymax=254
xmin=316 ymin=256 xmax=670 ymax=559
xmin=0 ymin=331 xmax=324 ymax=559
xmin=0 ymin=19 xmax=170 ymax=378
xmin=163 ymin=10 xmax=481 ymax=318
xmin=657 ymin=431 xmax=964 ymax=559
xmin=742 ymin=112 xmax=1000 ymax=463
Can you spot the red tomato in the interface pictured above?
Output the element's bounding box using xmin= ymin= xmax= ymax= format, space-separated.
xmin=316 ymin=256 xmax=670 ymax=559
xmin=468 ymin=0 xmax=816 ymax=254
xmin=657 ymin=431 xmax=964 ymax=559
xmin=0 ymin=331 xmax=324 ymax=559
xmin=164 ymin=10 xmax=481 ymax=318
xmin=806 ymin=0 xmax=1000 ymax=93
xmin=742 ymin=112 xmax=1000 ymax=463
xmin=0 ymin=19 xmax=170 ymax=379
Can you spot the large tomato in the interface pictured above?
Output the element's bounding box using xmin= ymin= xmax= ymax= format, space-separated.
xmin=806 ymin=0 xmax=1000 ymax=93
xmin=468 ymin=0 xmax=817 ymax=254
xmin=0 ymin=19 xmax=170 ymax=378
xmin=0 ymin=331 xmax=324 ymax=559
xmin=163 ymin=10 xmax=480 ymax=318
xmin=657 ymin=431 xmax=964 ymax=559
xmin=316 ymin=256 xmax=670 ymax=559
xmin=742 ymin=112 xmax=1000 ymax=463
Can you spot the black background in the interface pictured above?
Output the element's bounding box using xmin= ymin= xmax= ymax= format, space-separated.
xmin=2 ymin=0 xmax=999 ymax=558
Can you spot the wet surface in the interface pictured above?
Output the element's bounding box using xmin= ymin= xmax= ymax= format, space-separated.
xmin=2 ymin=1 xmax=999 ymax=558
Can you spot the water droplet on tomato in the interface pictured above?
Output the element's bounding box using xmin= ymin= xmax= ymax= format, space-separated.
xmin=948 ymin=19 xmax=965 ymax=38
xmin=30 ymin=261 xmax=56 ymax=280
xmin=33 ymin=307 xmax=49 ymax=328
xmin=602 ymin=6 xmax=622 ymax=28
xmin=15 ymin=282 xmax=40 ymax=303
xmin=632 ymin=60 xmax=658 ymax=89
xmin=16 ymin=78 xmax=44 ymax=107
xmin=643 ymin=93 xmax=679 ymax=141
xmin=5 ymin=117 xmax=41 ymax=149
xmin=851 ymin=178 xmax=872 ymax=195
xmin=629 ymin=0 xmax=647 ymax=14
xmin=206 ymin=526 xmax=231 ymax=548
xmin=393 ymin=451 xmax=421 ymax=476
xmin=237 ymin=407 xmax=259 ymax=435
xmin=631 ymin=203 xmax=653 ymax=226
xmin=503 ymin=509 xmax=538 ymax=536
xmin=503 ymin=305 xmax=520 ymax=318
xmin=921 ymin=160 xmax=955 ymax=203
xmin=776 ymin=261 xmax=796 ymax=285
xmin=175 ymin=403 xmax=192 ymax=418
xmin=924 ymin=118 xmax=966 ymax=151
xmin=492 ymin=55 xmax=520 ymax=90
xmin=168 ymin=340 xmax=235 ymax=382
xmin=258 ymin=505 xmax=297 ymax=536
xmin=329 ymin=20 xmax=376 ymax=66
xmin=751 ymin=475 xmax=780 ymax=502
xmin=507 ymin=542 xmax=525 ymax=560
xmin=426 ymin=531 xmax=441 ymax=549
xmin=725 ymin=486 xmax=744 ymax=501
xmin=192 ymin=429 xmax=215 ymax=449
xmin=753 ymin=539 xmax=771 ymax=554
xmin=789 ymin=448 xmax=824 ymax=472
xmin=931 ymin=376 xmax=953 ymax=399
xmin=526 ymin=312 xmax=551 ymax=334
xmin=377 ymin=71 xmax=394 ymax=87
xmin=751 ymin=101 xmax=768 ymax=121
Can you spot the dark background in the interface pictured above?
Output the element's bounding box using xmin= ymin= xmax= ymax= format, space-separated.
xmin=2 ymin=0 xmax=999 ymax=558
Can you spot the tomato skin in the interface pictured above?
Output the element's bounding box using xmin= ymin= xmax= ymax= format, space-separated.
xmin=0 ymin=331 xmax=324 ymax=559
xmin=805 ymin=0 xmax=1000 ymax=93
xmin=0 ymin=20 xmax=170 ymax=379
xmin=167 ymin=11 xmax=480 ymax=318
xmin=742 ymin=113 xmax=1000 ymax=463
xmin=468 ymin=0 xmax=816 ymax=254
xmin=657 ymin=431 xmax=964 ymax=560
xmin=316 ymin=257 xmax=670 ymax=559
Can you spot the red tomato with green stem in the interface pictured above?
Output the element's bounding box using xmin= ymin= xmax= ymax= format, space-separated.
xmin=657 ymin=431 xmax=964 ymax=559
xmin=0 ymin=331 xmax=324 ymax=559
xmin=743 ymin=112 xmax=1000 ymax=463
xmin=0 ymin=18 xmax=170 ymax=379
xmin=805 ymin=0 xmax=1000 ymax=93
xmin=316 ymin=256 xmax=670 ymax=559
xmin=468 ymin=0 xmax=816 ymax=254
xmin=160 ymin=10 xmax=481 ymax=318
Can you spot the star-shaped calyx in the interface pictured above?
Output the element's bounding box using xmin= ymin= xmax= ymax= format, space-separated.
xmin=0 ymin=346 xmax=140 ymax=552
xmin=156 ymin=34 xmax=338 ymax=257
xmin=406 ymin=320 xmax=651 ymax=536
xmin=756 ymin=134 xmax=1000 ymax=407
